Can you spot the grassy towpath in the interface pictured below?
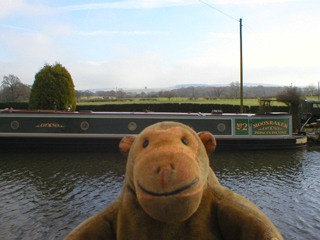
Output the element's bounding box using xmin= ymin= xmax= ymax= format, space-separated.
xmin=77 ymin=98 xmax=288 ymax=106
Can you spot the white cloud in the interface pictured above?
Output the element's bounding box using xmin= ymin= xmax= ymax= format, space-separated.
xmin=0 ymin=0 xmax=26 ymax=18
xmin=2 ymin=31 xmax=55 ymax=60
xmin=0 ymin=0 xmax=55 ymax=19
xmin=60 ymin=0 xmax=195 ymax=11
xmin=78 ymin=30 xmax=163 ymax=36
xmin=0 ymin=28 xmax=79 ymax=85
xmin=244 ymin=33 xmax=320 ymax=68
xmin=213 ymin=0 xmax=301 ymax=5
xmin=72 ymin=52 xmax=167 ymax=89
xmin=43 ymin=25 xmax=76 ymax=37
xmin=0 ymin=24 xmax=34 ymax=32
xmin=208 ymin=32 xmax=238 ymax=39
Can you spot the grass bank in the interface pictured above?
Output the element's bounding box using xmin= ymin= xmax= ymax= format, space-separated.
xmin=77 ymin=98 xmax=289 ymax=107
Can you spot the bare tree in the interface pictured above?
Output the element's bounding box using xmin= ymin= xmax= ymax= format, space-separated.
xmin=116 ymin=90 xmax=127 ymax=98
xmin=213 ymin=87 xmax=225 ymax=98
xmin=164 ymin=91 xmax=175 ymax=101
xmin=229 ymin=81 xmax=240 ymax=98
xmin=303 ymin=84 xmax=316 ymax=97
xmin=1 ymin=75 xmax=31 ymax=102
xmin=276 ymin=86 xmax=304 ymax=132
xmin=83 ymin=90 xmax=94 ymax=99
xmin=255 ymin=85 xmax=266 ymax=97
xmin=75 ymin=90 xmax=83 ymax=101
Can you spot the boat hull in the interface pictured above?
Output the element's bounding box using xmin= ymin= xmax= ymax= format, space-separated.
xmin=0 ymin=135 xmax=307 ymax=152
xmin=0 ymin=110 xmax=307 ymax=151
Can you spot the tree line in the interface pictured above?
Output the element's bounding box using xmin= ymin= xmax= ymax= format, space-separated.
xmin=2 ymin=72 xmax=318 ymax=103
xmin=73 ymin=82 xmax=318 ymax=102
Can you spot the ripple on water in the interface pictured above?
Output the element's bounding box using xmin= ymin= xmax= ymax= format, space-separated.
xmin=0 ymin=149 xmax=320 ymax=240
xmin=211 ymin=148 xmax=320 ymax=240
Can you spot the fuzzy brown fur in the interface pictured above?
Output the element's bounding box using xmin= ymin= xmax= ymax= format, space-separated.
xmin=65 ymin=121 xmax=283 ymax=240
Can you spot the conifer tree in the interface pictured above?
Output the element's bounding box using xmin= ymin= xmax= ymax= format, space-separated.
xmin=29 ymin=63 xmax=76 ymax=110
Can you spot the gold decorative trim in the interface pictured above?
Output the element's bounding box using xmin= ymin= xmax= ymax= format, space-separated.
xmin=217 ymin=123 xmax=226 ymax=132
xmin=11 ymin=121 xmax=19 ymax=130
xmin=36 ymin=123 xmax=64 ymax=128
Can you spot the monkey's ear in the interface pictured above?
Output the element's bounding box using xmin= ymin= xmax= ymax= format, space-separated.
xmin=119 ymin=135 xmax=136 ymax=157
xmin=197 ymin=132 xmax=217 ymax=155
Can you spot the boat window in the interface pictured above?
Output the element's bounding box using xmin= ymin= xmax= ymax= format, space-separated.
xmin=11 ymin=121 xmax=19 ymax=130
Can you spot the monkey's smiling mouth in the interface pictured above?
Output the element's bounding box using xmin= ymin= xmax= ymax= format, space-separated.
xmin=138 ymin=178 xmax=199 ymax=197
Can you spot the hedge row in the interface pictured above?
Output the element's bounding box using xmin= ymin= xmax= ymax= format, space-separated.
xmin=0 ymin=102 xmax=29 ymax=109
xmin=76 ymin=103 xmax=289 ymax=114
xmin=0 ymin=102 xmax=289 ymax=114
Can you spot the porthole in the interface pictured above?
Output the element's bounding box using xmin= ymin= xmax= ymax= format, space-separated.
xmin=217 ymin=123 xmax=226 ymax=132
xmin=11 ymin=121 xmax=19 ymax=130
xmin=80 ymin=121 xmax=89 ymax=130
xmin=128 ymin=122 xmax=137 ymax=131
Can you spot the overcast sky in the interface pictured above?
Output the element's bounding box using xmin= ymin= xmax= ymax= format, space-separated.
xmin=1 ymin=0 xmax=319 ymax=90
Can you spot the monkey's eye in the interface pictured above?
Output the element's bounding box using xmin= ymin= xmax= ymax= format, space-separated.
xmin=181 ymin=137 xmax=188 ymax=145
xmin=143 ymin=140 xmax=149 ymax=148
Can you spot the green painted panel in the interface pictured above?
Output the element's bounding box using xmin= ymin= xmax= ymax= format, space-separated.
xmin=0 ymin=116 xmax=232 ymax=136
xmin=235 ymin=119 xmax=249 ymax=135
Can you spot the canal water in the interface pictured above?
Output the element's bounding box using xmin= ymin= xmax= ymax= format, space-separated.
xmin=1 ymin=144 xmax=320 ymax=240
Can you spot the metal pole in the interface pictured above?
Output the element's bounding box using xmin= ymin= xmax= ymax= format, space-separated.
xmin=318 ymin=81 xmax=319 ymax=100
xmin=240 ymin=18 xmax=244 ymax=113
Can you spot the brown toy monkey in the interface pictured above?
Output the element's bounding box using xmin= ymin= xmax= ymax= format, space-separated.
xmin=65 ymin=121 xmax=283 ymax=240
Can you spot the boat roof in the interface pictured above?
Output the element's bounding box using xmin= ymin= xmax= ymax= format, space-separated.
xmin=0 ymin=108 xmax=291 ymax=117
xmin=304 ymin=100 xmax=320 ymax=103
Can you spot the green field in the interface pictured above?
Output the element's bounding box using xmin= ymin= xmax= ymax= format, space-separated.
xmin=77 ymin=98 xmax=284 ymax=106
xmin=77 ymin=97 xmax=318 ymax=106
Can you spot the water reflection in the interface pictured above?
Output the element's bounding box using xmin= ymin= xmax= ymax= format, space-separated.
xmin=1 ymin=147 xmax=319 ymax=240
xmin=1 ymin=152 xmax=126 ymax=240
xmin=211 ymin=148 xmax=320 ymax=240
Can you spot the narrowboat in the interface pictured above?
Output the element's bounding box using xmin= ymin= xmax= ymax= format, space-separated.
xmin=0 ymin=109 xmax=307 ymax=151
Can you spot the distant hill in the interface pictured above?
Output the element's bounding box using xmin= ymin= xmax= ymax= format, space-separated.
xmin=175 ymin=84 xmax=209 ymax=88
xmin=84 ymin=86 xmax=176 ymax=93
xmin=79 ymin=83 xmax=284 ymax=92
xmin=173 ymin=83 xmax=282 ymax=88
